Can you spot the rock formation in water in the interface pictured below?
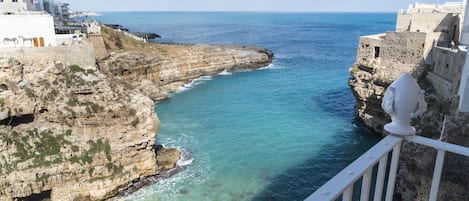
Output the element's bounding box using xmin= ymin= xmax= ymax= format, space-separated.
xmin=0 ymin=26 xmax=272 ymax=201
xmin=98 ymin=26 xmax=273 ymax=101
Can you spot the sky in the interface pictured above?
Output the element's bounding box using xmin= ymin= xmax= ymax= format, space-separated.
xmin=63 ymin=0 xmax=460 ymax=12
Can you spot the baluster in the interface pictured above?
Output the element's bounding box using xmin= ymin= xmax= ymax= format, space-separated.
xmin=360 ymin=167 xmax=373 ymax=201
xmin=385 ymin=141 xmax=402 ymax=201
xmin=373 ymin=155 xmax=388 ymax=201
xmin=342 ymin=185 xmax=353 ymax=201
xmin=429 ymin=150 xmax=446 ymax=201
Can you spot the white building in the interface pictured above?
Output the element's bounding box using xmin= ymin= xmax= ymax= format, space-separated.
xmin=458 ymin=1 xmax=469 ymax=112
xmin=0 ymin=0 xmax=57 ymax=48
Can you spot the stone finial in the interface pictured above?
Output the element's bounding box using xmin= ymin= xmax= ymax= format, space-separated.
xmin=381 ymin=73 xmax=427 ymax=136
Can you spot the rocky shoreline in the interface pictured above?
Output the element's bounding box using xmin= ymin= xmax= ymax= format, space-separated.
xmin=0 ymin=26 xmax=273 ymax=200
xmin=114 ymin=146 xmax=193 ymax=198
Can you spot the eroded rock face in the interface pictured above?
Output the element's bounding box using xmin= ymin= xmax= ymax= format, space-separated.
xmin=99 ymin=44 xmax=273 ymax=101
xmin=0 ymin=47 xmax=158 ymax=200
xmin=348 ymin=65 xmax=389 ymax=134
xmin=0 ymin=29 xmax=273 ymax=200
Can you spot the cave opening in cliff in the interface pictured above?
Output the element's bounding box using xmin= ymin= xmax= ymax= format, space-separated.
xmin=0 ymin=114 xmax=35 ymax=127
xmin=17 ymin=190 xmax=51 ymax=201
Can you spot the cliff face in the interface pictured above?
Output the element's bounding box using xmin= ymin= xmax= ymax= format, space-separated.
xmin=0 ymin=45 xmax=158 ymax=200
xmin=97 ymin=27 xmax=273 ymax=101
xmin=0 ymin=27 xmax=273 ymax=200
xmin=349 ymin=32 xmax=427 ymax=134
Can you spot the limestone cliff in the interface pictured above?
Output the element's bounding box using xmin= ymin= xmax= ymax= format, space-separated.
xmin=98 ymin=27 xmax=273 ymax=101
xmin=0 ymin=45 xmax=158 ymax=200
xmin=348 ymin=32 xmax=428 ymax=134
xmin=0 ymin=27 xmax=273 ymax=200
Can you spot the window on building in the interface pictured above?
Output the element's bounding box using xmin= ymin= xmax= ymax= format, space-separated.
xmin=12 ymin=0 xmax=18 ymax=2
xmin=445 ymin=64 xmax=449 ymax=69
xmin=453 ymin=25 xmax=458 ymax=41
xmin=374 ymin=46 xmax=380 ymax=58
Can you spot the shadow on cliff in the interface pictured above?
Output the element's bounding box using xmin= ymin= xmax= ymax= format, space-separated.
xmin=249 ymin=88 xmax=381 ymax=201
xmin=0 ymin=114 xmax=34 ymax=127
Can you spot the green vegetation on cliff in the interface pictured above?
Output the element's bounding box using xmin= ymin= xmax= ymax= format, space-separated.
xmin=0 ymin=129 xmax=113 ymax=176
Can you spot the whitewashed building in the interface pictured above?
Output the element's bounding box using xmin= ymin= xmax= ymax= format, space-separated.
xmin=0 ymin=0 xmax=57 ymax=48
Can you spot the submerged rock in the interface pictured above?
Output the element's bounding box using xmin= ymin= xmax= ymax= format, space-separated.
xmin=156 ymin=147 xmax=182 ymax=171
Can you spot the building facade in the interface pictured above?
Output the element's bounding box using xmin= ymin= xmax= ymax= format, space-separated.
xmin=0 ymin=0 xmax=57 ymax=48
xmin=0 ymin=0 xmax=28 ymax=14
xmin=355 ymin=1 xmax=469 ymax=113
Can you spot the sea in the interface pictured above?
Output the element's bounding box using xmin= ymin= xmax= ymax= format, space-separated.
xmin=96 ymin=12 xmax=396 ymax=201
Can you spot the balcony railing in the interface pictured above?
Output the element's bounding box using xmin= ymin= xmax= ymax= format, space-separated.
xmin=305 ymin=134 xmax=469 ymax=201
xmin=305 ymin=73 xmax=469 ymax=201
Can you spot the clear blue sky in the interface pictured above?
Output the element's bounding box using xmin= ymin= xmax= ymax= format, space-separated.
xmin=64 ymin=0 xmax=458 ymax=12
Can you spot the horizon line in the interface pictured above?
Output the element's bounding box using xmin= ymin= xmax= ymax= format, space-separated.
xmin=75 ymin=10 xmax=398 ymax=14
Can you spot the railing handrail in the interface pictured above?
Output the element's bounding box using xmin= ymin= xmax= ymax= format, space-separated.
xmin=407 ymin=135 xmax=469 ymax=157
xmin=305 ymin=134 xmax=469 ymax=201
xmin=304 ymin=135 xmax=403 ymax=201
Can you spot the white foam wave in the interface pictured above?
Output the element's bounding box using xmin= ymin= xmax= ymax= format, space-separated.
xmin=237 ymin=69 xmax=252 ymax=73
xmin=218 ymin=70 xmax=232 ymax=75
xmin=175 ymin=75 xmax=213 ymax=93
xmin=256 ymin=63 xmax=274 ymax=70
xmin=177 ymin=149 xmax=194 ymax=167
xmin=175 ymin=85 xmax=190 ymax=93
xmin=122 ymin=145 xmax=207 ymax=201
xmin=197 ymin=75 xmax=213 ymax=81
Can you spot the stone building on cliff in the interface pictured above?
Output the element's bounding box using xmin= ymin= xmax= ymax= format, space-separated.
xmin=353 ymin=0 xmax=469 ymax=119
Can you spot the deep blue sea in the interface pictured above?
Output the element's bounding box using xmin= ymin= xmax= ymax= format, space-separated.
xmin=97 ymin=12 xmax=396 ymax=201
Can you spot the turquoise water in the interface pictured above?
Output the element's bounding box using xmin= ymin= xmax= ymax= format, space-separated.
xmin=98 ymin=12 xmax=396 ymax=201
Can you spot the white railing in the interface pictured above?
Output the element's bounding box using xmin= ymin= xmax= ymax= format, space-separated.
xmin=305 ymin=134 xmax=469 ymax=201
xmin=306 ymin=73 xmax=469 ymax=201
xmin=305 ymin=135 xmax=402 ymax=201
